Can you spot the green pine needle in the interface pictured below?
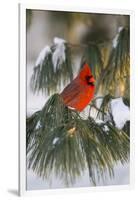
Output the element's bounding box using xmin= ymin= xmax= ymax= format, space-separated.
xmin=31 ymin=44 xmax=73 ymax=95
xmin=27 ymin=94 xmax=129 ymax=186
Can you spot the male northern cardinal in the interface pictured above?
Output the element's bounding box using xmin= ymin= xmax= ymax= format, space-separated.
xmin=61 ymin=63 xmax=95 ymax=112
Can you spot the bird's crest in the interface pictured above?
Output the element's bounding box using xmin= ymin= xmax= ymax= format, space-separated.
xmin=79 ymin=63 xmax=92 ymax=80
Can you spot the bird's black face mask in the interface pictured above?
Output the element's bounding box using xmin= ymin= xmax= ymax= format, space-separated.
xmin=86 ymin=75 xmax=95 ymax=86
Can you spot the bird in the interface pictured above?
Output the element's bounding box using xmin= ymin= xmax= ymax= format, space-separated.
xmin=60 ymin=63 xmax=95 ymax=112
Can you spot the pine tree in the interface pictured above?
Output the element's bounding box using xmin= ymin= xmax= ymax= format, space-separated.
xmin=27 ymin=27 xmax=130 ymax=186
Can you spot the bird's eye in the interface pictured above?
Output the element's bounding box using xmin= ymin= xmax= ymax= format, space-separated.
xmin=86 ymin=75 xmax=95 ymax=86
xmin=86 ymin=75 xmax=92 ymax=81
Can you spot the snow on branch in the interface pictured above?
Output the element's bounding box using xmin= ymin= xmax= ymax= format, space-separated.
xmin=95 ymin=119 xmax=104 ymax=125
xmin=111 ymin=97 xmax=130 ymax=129
xmin=52 ymin=137 xmax=60 ymax=145
xmin=112 ymin=26 xmax=123 ymax=48
xmin=31 ymin=37 xmax=73 ymax=94
xmin=35 ymin=46 xmax=51 ymax=67
xmin=52 ymin=37 xmax=66 ymax=72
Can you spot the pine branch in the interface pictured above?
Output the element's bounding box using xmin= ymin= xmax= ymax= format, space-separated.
xmin=96 ymin=28 xmax=130 ymax=95
xmin=27 ymin=93 xmax=130 ymax=186
xmin=81 ymin=44 xmax=104 ymax=81
xmin=31 ymin=43 xmax=73 ymax=95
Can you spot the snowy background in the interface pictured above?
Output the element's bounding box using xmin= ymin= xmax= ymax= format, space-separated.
xmin=26 ymin=10 xmax=130 ymax=190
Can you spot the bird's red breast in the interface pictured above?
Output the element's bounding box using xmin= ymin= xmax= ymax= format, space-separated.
xmin=60 ymin=63 xmax=95 ymax=112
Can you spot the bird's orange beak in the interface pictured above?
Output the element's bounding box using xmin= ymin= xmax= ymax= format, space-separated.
xmin=89 ymin=76 xmax=95 ymax=83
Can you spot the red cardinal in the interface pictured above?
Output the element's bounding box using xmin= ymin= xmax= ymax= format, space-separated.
xmin=61 ymin=63 xmax=95 ymax=112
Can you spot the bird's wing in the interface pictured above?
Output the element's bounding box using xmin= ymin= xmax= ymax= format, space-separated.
xmin=61 ymin=79 xmax=81 ymax=104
